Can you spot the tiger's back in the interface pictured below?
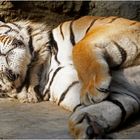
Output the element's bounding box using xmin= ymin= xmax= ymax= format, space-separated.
xmin=84 ymin=20 xmax=140 ymax=68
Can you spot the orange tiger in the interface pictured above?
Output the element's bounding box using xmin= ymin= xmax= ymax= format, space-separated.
xmin=46 ymin=16 xmax=140 ymax=138
xmin=68 ymin=16 xmax=140 ymax=138
xmin=72 ymin=16 xmax=140 ymax=105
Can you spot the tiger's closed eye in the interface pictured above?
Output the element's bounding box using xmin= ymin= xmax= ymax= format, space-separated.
xmin=12 ymin=39 xmax=24 ymax=47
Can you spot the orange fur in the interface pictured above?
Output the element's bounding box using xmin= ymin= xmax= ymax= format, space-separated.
xmin=73 ymin=35 xmax=110 ymax=104
xmin=72 ymin=17 xmax=140 ymax=105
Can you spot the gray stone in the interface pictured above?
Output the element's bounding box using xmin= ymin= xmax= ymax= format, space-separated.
xmin=0 ymin=99 xmax=140 ymax=139
xmin=0 ymin=1 xmax=140 ymax=23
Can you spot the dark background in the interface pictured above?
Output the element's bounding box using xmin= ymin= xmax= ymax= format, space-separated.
xmin=0 ymin=1 xmax=140 ymax=28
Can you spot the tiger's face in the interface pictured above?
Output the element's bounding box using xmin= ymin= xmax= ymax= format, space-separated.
xmin=0 ymin=34 xmax=31 ymax=94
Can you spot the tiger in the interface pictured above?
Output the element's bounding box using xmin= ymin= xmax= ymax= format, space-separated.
xmin=0 ymin=20 xmax=50 ymax=103
xmin=1 ymin=16 xmax=140 ymax=139
xmin=43 ymin=16 xmax=140 ymax=139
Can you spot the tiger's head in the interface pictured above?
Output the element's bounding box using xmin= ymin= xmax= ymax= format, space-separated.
xmin=0 ymin=34 xmax=31 ymax=95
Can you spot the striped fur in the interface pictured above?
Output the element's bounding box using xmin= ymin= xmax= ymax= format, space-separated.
xmin=43 ymin=16 xmax=140 ymax=138
xmin=1 ymin=16 xmax=140 ymax=138
xmin=0 ymin=20 xmax=50 ymax=103
xmin=72 ymin=17 xmax=140 ymax=105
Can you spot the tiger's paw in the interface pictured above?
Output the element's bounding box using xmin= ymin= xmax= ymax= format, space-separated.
xmin=69 ymin=112 xmax=105 ymax=139
xmin=17 ymin=86 xmax=42 ymax=103
xmin=80 ymin=87 xmax=110 ymax=105
xmin=18 ymin=92 xmax=40 ymax=103
xmin=80 ymin=77 xmax=111 ymax=105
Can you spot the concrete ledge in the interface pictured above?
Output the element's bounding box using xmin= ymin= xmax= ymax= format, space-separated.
xmin=0 ymin=99 xmax=140 ymax=139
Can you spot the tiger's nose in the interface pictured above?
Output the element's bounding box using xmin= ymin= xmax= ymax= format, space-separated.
xmin=5 ymin=69 xmax=19 ymax=81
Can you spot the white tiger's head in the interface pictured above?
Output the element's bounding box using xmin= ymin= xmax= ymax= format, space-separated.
xmin=0 ymin=34 xmax=31 ymax=94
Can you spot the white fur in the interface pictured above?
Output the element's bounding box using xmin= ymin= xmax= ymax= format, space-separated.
xmin=44 ymin=16 xmax=140 ymax=138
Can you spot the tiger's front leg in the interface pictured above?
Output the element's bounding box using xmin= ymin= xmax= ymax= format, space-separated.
xmin=17 ymin=63 xmax=43 ymax=103
xmin=69 ymin=93 xmax=139 ymax=139
xmin=17 ymin=47 xmax=50 ymax=103
xmin=73 ymin=41 xmax=111 ymax=105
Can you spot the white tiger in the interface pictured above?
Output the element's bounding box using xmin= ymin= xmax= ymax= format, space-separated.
xmin=0 ymin=20 xmax=50 ymax=103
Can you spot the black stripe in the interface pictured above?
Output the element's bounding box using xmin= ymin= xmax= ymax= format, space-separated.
xmin=70 ymin=21 xmax=76 ymax=46
xmin=100 ymin=17 xmax=106 ymax=20
xmin=108 ymin=99 xmax=126 ymax=124
xmin=0 ymin=35 xmax=6 ymax=42
xmin=111 ymin=91 xmax=140 ymax=107
xmin=86 ymin=19 xmax=98 ymax=34
xmin=16 ymin=65 xmax=31 ymax=93
xmin=5 ymin=29 xmax=12 ymax=34
xmin=43 ymin=67 xmax=63 ymax=98
xmin=0 ymin=93 xmax=9 ymax=98
xmin=96 ymin=88 xmax=110 ymax=94
xmin=34 ymin=85 xmax=43 ymax=100
xmin=77 ymin=113 xmax=90 ymax=124
xmin=2 ymin=36 xmax=11 ymax=49
xmin=5 ymin=56 xmax=9 ymax=67
xmin=36 ymin=36 xmax=43 ymax=42
xmin=108 ymin=17 xmax=118 ymax=23
xmin=1 ymin=76 xmax=6 ymax=84
xmin=0 ymin=24 xmax=12 ymax=30
xmin=49 ymin=52 xmax=52 ymax=66
xmin=130 ymin=21 xmax=137 ymax=26
xmin=49 ymin=31 xmax=60 ymax=64
xmin=45 ymin=69 xmax=53 ymax=87
xmin=73 ymin=103 xmax=82 ymax=112
xmin=48 ymin=67 xmax=63 ymax=90
xmin=1 ymin=38 xmax=24 ymax=57
xmin=0 ymin=24 xmax=19 ymax=34
xmin=32 ymin=32 xmax=41 ymax=37
xmin=60 ymin=23 xmax=64 ymax=40
xmin=5 ymin=29 xmax=19 ymax=34
xmin=58 ymin=81 xmax=79 ymax=105
xmin=0 ymin=17 xmax=5 ymax=22
xmin=43 ymin=89 xmax=50 ymax=100
xmin=27 ymin=26 xmax=34 ymax=55
xmin=20 ymin=35 xmax=24 ymax=40
xmin=131 ymin=40 xmax=139 ymax=53
xmin=10 ymin=22 xmax=22 ymax=30
xmin=46 ymin=41 xmax=50 ymax=46
xmin=112 ymin=41 xmax=127 ymax=69
xmin=6 ymin=39 xmax=25 ymax=55
xmin=54 ymin=49 xmax=60 ymax=65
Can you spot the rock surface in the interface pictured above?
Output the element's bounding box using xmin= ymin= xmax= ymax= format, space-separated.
xmin=0 ymin=99 xmax=71 ymax=139
xmin=0 ymin=99 xmax=140 ymax=139
xmin=0 ymin=1 xmax=140 ymax=26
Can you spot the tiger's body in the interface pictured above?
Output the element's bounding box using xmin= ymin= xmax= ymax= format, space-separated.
xmin=73 ymin=17 xmax=140 ymax=105
xmin=0 ymin=16 xmax=140 ymax=139
xmin=44 ymin=16 xmax=140 ymax=138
